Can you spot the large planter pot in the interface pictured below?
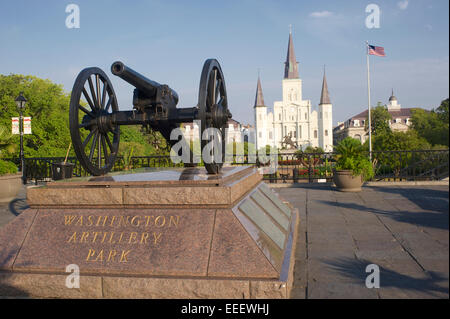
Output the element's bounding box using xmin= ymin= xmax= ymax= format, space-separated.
xmin=333 ymin=170 xmax=363 ymax=192
xmin=0 ymin=173 xmax=22 ymax=203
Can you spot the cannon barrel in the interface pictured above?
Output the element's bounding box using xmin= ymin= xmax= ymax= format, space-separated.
xmin=111 ymin=61 xmax=178 ymax=103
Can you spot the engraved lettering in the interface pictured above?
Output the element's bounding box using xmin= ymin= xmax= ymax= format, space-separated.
xmin=86 ymin=249 xmax=95 ymax=261
xmin=145 ymin=215 xmax=154 ymax=227
xmin=94 ymin=249 xmax=104 ymax=262
xmin=120 ymin=250 xmax=131 ymax=263
xmin=131 ymin=216 xmax=141 ymax=227
xmin=153 ymin=232 xmax=162 ymax=245
xmin=107 ymin=250 xmax=117 ymax=262
xmin=67 ymin=231 xmax=77 ymax=243
xmin=140 ymin=232 xmax=149 ymax=244
xmin=80 ymin=231 xmax=89 ymax=243
xmin=169 ymin=215 xmax=179 ymax=228
xmin=75 ymin=216 xmax=84 ymax=226
xmin=128 ymin=232 xmax=138 ymax=244
xmin=155 ymin=216 xmax=166 ymax=227
xmin=91 ymin=231 xmax=100 ymax=243
xmin=64 ymin=215 xmax=77 ymax=226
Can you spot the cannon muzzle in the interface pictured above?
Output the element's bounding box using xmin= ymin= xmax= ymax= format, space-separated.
xmin=111 ymin=61 xmax=178 ymax=103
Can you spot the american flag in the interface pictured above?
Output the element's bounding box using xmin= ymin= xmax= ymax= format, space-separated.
xmin=368 ymin=44 xmax=386 ymax=57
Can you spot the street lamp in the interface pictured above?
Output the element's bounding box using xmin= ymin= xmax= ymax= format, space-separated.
xmin=15 ymin=92 xmax=27 ymax=184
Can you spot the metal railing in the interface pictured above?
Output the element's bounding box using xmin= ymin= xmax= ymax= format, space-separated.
xmin=2 ymin=149 xmax=448 ymax=184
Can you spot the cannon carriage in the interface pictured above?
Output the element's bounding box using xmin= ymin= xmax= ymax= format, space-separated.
xmin=69 ymin=59 xmax=232 ymax=176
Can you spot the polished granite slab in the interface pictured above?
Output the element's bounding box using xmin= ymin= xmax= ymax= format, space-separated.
xmin=0 ymin=166 xmax=298 ymax=298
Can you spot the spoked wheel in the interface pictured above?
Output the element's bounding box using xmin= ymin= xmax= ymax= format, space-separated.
xmin=69 ymin=67 xmax=120 ymax=176
xmin=198 ymin=59 xmax=232 ymax=174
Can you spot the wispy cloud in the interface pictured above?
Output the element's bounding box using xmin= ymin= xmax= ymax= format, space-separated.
xmin=309 ymin=11 xmax=333 ymax=18
xmin=397 ymin=0 xmax=409 ymax=10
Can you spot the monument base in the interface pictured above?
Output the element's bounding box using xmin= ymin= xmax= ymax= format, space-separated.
xmin=0 ymin=166 xmax=298 ymax=299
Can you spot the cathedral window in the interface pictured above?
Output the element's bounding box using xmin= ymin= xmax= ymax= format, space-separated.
xmin=325 ymin=130 xmax=328 ymax=136
xmin=279 ymin=113 xmax=281 ymax=121
xmin=299 ymin=126 xmax=302 ymax=138
xmin=314 ymin=130 xmax=318 ymax=138
xmin=305 ymin=113 xmax=307 ymax=120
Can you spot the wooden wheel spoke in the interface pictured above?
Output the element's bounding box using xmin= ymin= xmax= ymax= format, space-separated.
xmin=89 ymin=131 xmax=99 ymax=162
xmin=104 ymin=96 xmax=112 ymax=113
xmin=82 ymin=88 xmax=96 ymax=112
xmin=101 ymin=135 xmax=108 ymax=162
xmin=88 ymin=76 xmax=100 ymax=110
xmin=105 ymin=134 xmax=114 ymax=152
xmin=97 ymin=134 xmax=102 ymax=168
xmin=215 ymin=78 xmax=221 ymax=104
xmin=82 ymin=128 xmax=97 ymax=149
xmin=78 ymin=104 xmax=95 ymax=118
xmin=101 ymin=81 xmax=108 ymax=109
xmin=96 ymin=74 xmax=102 ymax=110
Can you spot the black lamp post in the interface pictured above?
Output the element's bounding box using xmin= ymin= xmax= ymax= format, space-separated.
xmin=15 ymin=92 xmax=27 ymax=184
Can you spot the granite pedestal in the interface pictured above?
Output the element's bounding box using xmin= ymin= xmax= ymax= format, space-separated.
xmin=0 ymin=166 xmax=298 ymax=298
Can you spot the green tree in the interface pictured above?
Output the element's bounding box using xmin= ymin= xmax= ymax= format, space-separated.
xmin=372 ymin=130 xmax=432 ymax=177
xmin=0 ymin=74 xmax=172 ymax=158
xmin=365 ymin=103 xmax=392 ymax=136
xmin=0 ymin=74 xmax=72 ymax=157
xmin=411 ymin=106 xmax=449 ymax=147
xmin=372 ymin=130 xmax=430 ymax=152
xmin=436 ymin=98 xmax=449 ymax=123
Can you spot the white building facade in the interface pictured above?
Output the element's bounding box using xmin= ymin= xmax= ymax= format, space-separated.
xmin=254 ymin=31 xmax=333 ymax=152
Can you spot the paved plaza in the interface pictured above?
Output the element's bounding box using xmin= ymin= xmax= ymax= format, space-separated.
xmin=275 ymin=183 xmax=449 ymax=299
xmin=0 ymin=182 xmax=448 ymax=299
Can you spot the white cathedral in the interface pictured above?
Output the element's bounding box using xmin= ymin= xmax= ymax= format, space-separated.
xmin=254 ymin=31 xmax=333 ymax=152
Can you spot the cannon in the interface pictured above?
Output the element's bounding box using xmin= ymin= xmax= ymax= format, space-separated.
xmin=69 ymin=59 xmax=232 ymax=176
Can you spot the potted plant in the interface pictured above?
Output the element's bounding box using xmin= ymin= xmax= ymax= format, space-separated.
xmin=333 ymin=137 xmax=374 ymax=192
xmin=0 ymin=127 xmax=22 ymax=203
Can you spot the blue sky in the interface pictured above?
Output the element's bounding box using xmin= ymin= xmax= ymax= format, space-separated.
xmin=0 ymin=0 xmax=448 ymax=126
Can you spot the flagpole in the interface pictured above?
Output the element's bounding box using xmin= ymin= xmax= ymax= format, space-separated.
xmin=366 ymin=41 xmax=372 ymax=162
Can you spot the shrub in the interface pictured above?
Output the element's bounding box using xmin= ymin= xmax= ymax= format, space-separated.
xmin=0 ymin=159 xmax=18 ymax=176
xmin=334 ymin=137 xmax=374 ymax=181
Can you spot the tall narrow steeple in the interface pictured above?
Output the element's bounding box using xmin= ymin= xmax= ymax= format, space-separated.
xmin=320 ymin=67 xmax=331 ymax=105
xmin=254 ymin=75 xmax=265 ymax=107
xmin=284 ymin=28 xmax=299 ymax=79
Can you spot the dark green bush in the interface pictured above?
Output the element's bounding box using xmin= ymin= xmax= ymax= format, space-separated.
xmin=334 ymin=137 xmax=374 ymax=181
xmin=0 ymin=159 xmax=18 ymax=176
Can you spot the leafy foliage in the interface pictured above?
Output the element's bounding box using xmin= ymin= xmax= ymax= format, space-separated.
xmin=0 ymin=159 xmax=18 ymax=175
xmin=365 ymin=103 xmax=392 ymax=136
xmin=411 ymin=100 xmax=449 ymax=147
xmin=0 ymin=74 xmax=170 ymax=159
xmin=0 ymin=126 xmax=17 ymax=157
xmin=334 ymin=137 xmax=374 ymax=181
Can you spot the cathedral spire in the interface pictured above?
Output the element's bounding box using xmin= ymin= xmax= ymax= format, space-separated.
xmin=254 ymin=75 xmax=265 ymax=107
xmin=320 ymin=67 xmax=331 ymax=105
xmin=284 ymin=28 xmax=299 ymax=79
